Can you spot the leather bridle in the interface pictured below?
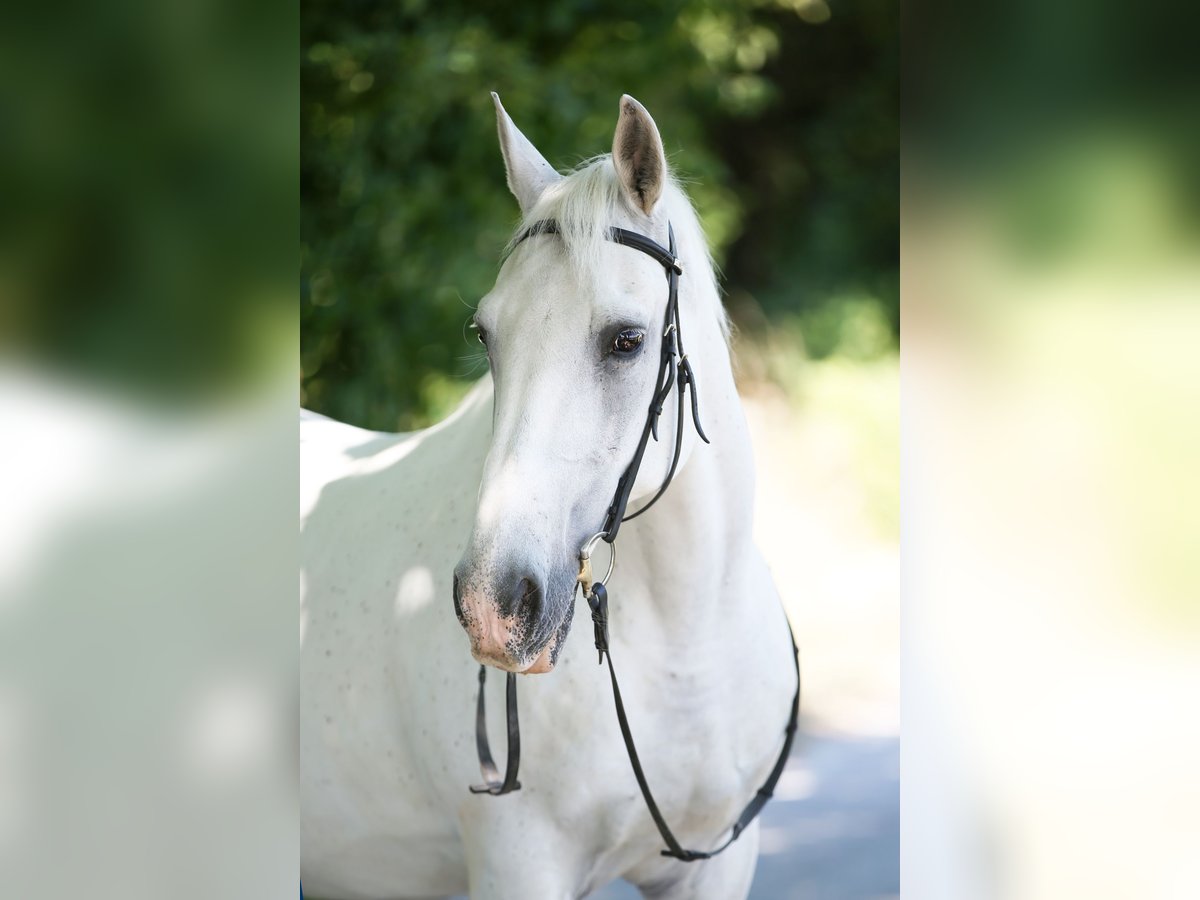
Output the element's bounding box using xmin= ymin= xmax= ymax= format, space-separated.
xmin=469 ymin=219 xmax=801 ymax=863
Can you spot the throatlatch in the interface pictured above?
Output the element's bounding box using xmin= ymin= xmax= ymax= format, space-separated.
xmin=470 ymin=219 xmax=801 ymax=863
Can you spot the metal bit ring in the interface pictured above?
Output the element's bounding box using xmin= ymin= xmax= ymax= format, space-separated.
xmin=579 ymin=531 xmax=616 ymax=588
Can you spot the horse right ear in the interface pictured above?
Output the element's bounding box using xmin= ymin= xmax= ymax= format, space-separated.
xmin=492 ymin=93 xmax=562 ymax=215
xmin=611 ymin=94 xmax=666 ymax=217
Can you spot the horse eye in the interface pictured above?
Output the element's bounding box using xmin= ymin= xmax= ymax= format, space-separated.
xmin=612 ymin=329 xmax=644 ymax=355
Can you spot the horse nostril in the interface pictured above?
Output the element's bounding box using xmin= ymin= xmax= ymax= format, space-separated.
xmin=496 ymin=575 xmax=542 ymax=620
xmin=518 ymin=577 xmax=541 ymax=618
xmin=452 ymin=573 xmax=465 ymax=622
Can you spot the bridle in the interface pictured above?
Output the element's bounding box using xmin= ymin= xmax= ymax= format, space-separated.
xmin=468 ymin=219 xmax=801 ymax=863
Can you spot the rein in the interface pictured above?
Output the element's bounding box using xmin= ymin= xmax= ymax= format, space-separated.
xmin=470 ymin=219 xmax=801 ymax=863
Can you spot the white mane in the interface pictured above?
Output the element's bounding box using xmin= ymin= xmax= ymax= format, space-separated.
xmin=505 ymin=155 xmax=730 ymax=340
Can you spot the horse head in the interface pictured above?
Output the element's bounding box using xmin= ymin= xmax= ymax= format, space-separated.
xmin=453 ymin=94 xmax=715 ymax=673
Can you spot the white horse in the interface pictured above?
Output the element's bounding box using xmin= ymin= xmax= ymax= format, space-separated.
xmin=300 ymin=94 xmax=797 ymax=900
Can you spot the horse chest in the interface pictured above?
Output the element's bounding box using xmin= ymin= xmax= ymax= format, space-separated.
xmin=528 ymin=614 xmax=771 ymax=834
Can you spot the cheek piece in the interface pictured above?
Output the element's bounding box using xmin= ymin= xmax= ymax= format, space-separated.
xmin=468 ymin=221 xmax=800 ymax=866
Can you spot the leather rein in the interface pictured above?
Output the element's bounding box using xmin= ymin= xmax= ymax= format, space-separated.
xmin=469 ymin=219 xmax=801 ymax=863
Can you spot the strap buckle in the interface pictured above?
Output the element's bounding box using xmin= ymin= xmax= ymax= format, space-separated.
xmin=585 ymin=582 xmax=609 ymax=664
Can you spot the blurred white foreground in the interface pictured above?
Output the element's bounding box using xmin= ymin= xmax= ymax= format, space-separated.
xmin=0 ymin=368 xmax=298 ymax=900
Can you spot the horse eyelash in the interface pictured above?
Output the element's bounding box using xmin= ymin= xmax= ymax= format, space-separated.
xmin=462 ymin=317 xmax=481 ymax=346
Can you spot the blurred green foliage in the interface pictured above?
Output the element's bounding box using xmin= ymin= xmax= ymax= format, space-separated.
xmin=1 ymin=0 xmax=297 ymax=404
xmin=302 ymin=0 xmax=897 ymax=430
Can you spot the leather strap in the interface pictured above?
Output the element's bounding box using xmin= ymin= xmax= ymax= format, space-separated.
xmin=587 ymin=583 xmax=801 ymax=861
xmin=469 ymin=666 xmax=521 ymax=795
xmin=602 ymin=222 xmax=710 ymax=543
xmin=513 ymin=220 xmax=683 ymax=276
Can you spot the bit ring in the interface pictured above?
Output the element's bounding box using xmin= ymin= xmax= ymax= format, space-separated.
xmin=579 ymin=532 xmax=616 ymax=588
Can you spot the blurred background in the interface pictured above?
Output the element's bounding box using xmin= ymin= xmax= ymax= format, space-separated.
xmin=1 ymin=2 xmax=299 ymax=899
xmin=904 ymin=0 xmax=1200 ymax=897
xmin=302 ymin=1 xmax=899 ymax=898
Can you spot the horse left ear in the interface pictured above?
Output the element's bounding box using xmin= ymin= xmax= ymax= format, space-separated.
xmin=612 ymin=95 xmax=666 ymax=216
xmin=492 ymin=92 xmax=562 ymax=215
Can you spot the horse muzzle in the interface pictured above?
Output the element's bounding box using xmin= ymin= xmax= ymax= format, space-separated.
xmin=452 ymin=565 xmax=571 ymax=673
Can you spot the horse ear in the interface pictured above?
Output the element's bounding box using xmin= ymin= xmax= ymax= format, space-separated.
xmin=492 ymin=92 xmax=561 ymax=215
xmin=611 ymin=95 xmax=666 ymax=216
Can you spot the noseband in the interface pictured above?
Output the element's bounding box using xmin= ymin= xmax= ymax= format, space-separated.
xmin=470 ymin=220 xmax=801 ymax=863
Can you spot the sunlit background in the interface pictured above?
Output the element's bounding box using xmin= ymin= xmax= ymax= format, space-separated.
xmin=904 ymin=0 xmax=1200 ymax=896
